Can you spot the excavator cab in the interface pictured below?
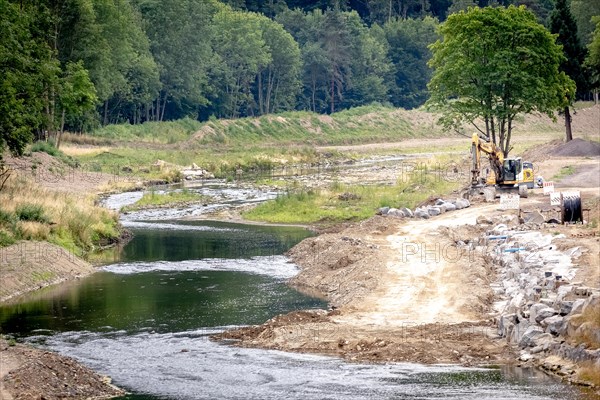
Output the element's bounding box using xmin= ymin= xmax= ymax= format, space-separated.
xmin=502 ymin=158 xmax=522 ymax=183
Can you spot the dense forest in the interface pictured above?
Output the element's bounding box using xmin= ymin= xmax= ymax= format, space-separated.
xmin=1 ymin=0 xmax=599 ymax=152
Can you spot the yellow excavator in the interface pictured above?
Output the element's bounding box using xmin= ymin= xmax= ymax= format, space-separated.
xmin=470 ymin=133 xmax=534 ymax=198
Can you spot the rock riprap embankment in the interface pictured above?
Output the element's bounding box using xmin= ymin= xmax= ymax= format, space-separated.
xmin=379 ymin=198 xmax=470 ymax=219
xmin=456 ymin=217 xmax=599 ymax=383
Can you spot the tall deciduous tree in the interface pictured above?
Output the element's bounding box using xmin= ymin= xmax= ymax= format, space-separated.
xmin=550 ymin=0 xmax=588 ymax=141
xmin=56 ymin=61 xmax=97 ymax=147
xmin=0 ymin=0 xmax=50 ymax=157
xmin=211 ymin=10 xmax=271 ymax=118
xmin=254 ymin=17 xmax=302 ymax=114
xmin=138 ymin=0 xmax=222 ymax=121
xmin=384 ymin=16 xmax=438 ymax=108
xmin=427 ymin=5 xmax=574 ymax=156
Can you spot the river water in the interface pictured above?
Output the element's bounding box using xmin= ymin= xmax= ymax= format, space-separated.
xmin=0 ymin=188 xmax=592 ymax=399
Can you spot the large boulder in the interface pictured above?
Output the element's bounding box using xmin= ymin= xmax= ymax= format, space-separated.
xmin=569 ymin=299 xmax=586 ymax=316
xmin=400 ymin=207 xmax=413 ymax=218
xmin=443 ymin=202 xmax=457 ymax=212
xmin=428 ymin=207 xmax=441 ymax=216
xmin=519 ymin=325 xmax=545 ymax=348
xmin=387 ymin=208 xmax=404 ymax=217
xmin=534 ymin=307 xmax=558 ymax=324
xmin=414 ymin=208 xmax=430 ymax=219
xmin=542 ymin=315 xmax=565 ymax=336
xmin=558 ymin=301 xmax=573 ymax=316
xmin=529 ymin=303 xmax=548 ymax=324
xmin=454 ymin=198 xmax=470 ymax=209
xmin=377 ymin=207 xmax=390 ymax=216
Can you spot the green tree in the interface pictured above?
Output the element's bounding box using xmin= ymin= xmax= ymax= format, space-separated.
xmin=322 ymin=9 xmax=353 ymax=113
xmin=570 ymin=0 xmax=600 ymax=47
xmin=384 ymin=16 xmax=439 ymax=108
xmin=427 ymin=5 xmax=573 ymax=156
xmin=211 ymin=9 xmax=271 ymax=118
xmin=138 ymin=0 xmax=223 ymax=121
xmin=0 ymin=0 xmax=56 ymax=158
xmin=550 ymin=0 xmax=588 ymax=141
xmin=345 ymin=24 xmax=392 ymax=106
xmin=56 ymin=61 xmax=97 ymax=148
xmin=254 ymin=17 xmax=302 ymax=114
xmin=586 ymin=17 xmax=600 ymax=102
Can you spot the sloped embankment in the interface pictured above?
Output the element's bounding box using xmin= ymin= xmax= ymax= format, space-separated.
xmin=0 ymin=241 xmax=95 ymax=303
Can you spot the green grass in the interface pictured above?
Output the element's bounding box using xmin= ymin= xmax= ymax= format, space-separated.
xmin=243 ymin=166 xmax=462 ymax=224
xmin=74 ymin=145 xmax=321 ymax=180
xmin=122 ymin=189 xmax=209 ymax=211
xmin=89 ymin=117 xmax=203 ymax=144
xmin=79 ymin=105 xmax=442 ymax=148
xmin=15 ymin=204 xmax=50 ymax=223
xmin=552 ymin=165 xmax=576 ymax=181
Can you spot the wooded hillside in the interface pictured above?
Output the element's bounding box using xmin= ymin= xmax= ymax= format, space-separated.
xmin=1 ymin=0 xmax=598 ymax=155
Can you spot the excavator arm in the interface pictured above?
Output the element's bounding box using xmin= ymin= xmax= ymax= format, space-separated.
xmin=471 ymin=133 xmax=505 ymax=185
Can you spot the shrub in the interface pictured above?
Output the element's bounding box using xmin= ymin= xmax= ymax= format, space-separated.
xmin=15 ymin=204 xmax=49 ymax=223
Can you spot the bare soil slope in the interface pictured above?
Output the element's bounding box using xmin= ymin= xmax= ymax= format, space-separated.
xmin=0 ymin=242 xmax=95 ymax=303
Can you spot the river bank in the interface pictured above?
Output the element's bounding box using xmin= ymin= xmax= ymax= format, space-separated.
xmin=214 ymin=191 xmax=600 ymax=393
xmin=0 ymin=338 xmax=124 ymax=400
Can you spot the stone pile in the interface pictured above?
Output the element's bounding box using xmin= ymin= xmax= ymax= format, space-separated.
xmin=181 ymin=163 xmax=215 ymax=180
xmin=464 ymin=219 xmax=600 ymax=376
xmin=378 ymin=198 xmax=470 ymax=219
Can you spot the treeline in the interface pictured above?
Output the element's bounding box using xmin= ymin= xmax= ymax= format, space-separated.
xmin=0 ymin=0 xmax=598 ymax=154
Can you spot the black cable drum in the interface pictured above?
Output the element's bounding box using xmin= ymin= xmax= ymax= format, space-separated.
xmin=562 ymin=195 xmax=583 ymax=223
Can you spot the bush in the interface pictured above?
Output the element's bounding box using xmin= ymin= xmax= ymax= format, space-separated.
xmin=30 ymin=140 xmax=60 ymax=157
xmin=15 ymin=204 xmax=49 ymax=223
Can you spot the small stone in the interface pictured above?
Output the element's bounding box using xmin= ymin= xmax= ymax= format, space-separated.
xmin=400 ymin=207 xmax=413 ymax=218
xmin=476 ymin=215 xmax=494 ymax=225
xmin=535 ymin=307 xmax=557 ymax=324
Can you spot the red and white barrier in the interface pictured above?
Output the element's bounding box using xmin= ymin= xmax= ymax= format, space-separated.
xmin=543 ymin=181 xmax=555 ymax=195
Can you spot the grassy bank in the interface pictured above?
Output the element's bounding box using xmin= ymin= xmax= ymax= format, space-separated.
xmin=122 ymin=189 xmax=210 ymax=212
xmin=84 ymin=105 xmax=434 ymax=146
xmin=0 ymin=174 xmax=121 ymax=255
xmin=243 ymin=159 xmax=463 ymax=224
xmin=60 ymin=105 xmax=443 ymax=180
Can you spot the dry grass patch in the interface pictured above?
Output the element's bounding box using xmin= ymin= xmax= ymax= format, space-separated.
xmin=0 ymin=174 xmax=120 ymax=253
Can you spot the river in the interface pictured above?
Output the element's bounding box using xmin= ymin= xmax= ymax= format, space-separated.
xmin=0 ymin=186 xmax=591 ymax=399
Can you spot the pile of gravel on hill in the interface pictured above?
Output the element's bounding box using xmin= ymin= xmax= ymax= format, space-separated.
xmin=551 ymin=138 xmax=600 ymax=157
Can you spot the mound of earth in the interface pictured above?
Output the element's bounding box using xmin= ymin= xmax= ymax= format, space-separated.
xmin=4 ymin=152 xmax=128 ymax=194
xmin=551 ymin=138 xmax=600 ymax=157
xmin=0 ymin=339 xmax=124 ymax=399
